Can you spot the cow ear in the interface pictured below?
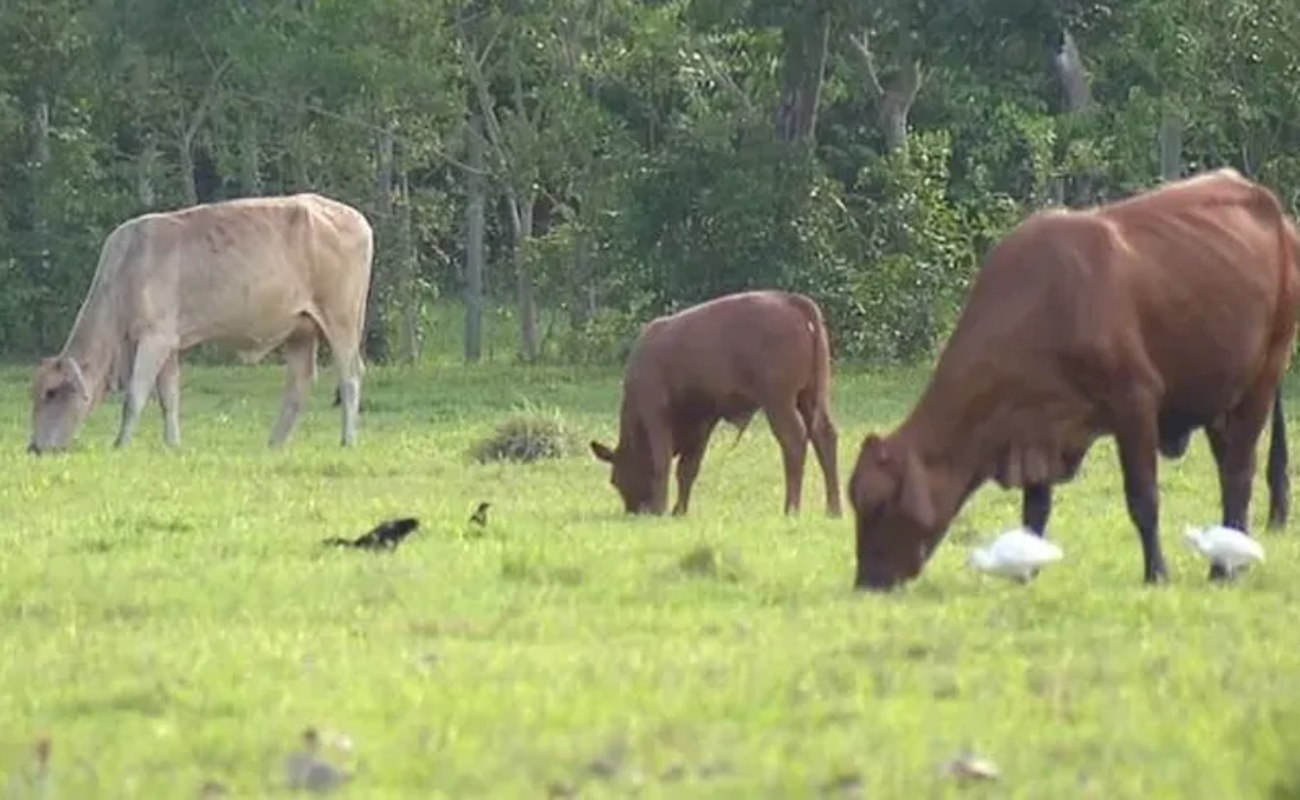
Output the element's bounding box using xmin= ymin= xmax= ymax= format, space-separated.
xmin=897 ymin=449 xmax=936 ymax=530
xmin=59 ymin=357 xmax=90 ymax=401
xmin=590 ymin=441 xmax=616 ymax=463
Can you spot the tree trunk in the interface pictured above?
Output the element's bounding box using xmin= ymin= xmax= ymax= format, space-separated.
xmin=877 ymin=63 xmax=922 ymax=154
xmin=365 ymin=120 xmax=394 ymax=363
xmin=28 ymin=90 xmax=51 ymax=350
xmin=568 ymin=231 xmax=594 ymax=330
xmin=846 ymin=33 xmax=923 ymax=154
xmin=241 ymin=116 xmax=262 ymax=195
xmin=464 ymin=112 xmax=486 ymax=364
xmin=396 ymin=170 xmax=420 ymax=363
xmin=178 ymin=134 xmax=199 ymax=206
xmin=1159 ymin=109 xmax=1183 ymax=181
xmin=1046 ymin=28 xmax=1094 ymax=207
xmin=508 ymin=192 xmax=539 ymax=362
xmin=137 ymin=134 xmax=158 ymax=209
xmin=773 ymin=0 xmax=831 ymax=144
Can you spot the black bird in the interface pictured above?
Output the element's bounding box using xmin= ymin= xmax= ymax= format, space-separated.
xmin=321 ymin=517 xmax=421 ymax=551
xmin=469 ymin=502 xmax=491 ymax=527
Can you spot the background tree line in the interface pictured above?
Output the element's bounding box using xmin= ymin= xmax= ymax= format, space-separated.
xmin=1 ymin=0 xmax=1297 ymax=367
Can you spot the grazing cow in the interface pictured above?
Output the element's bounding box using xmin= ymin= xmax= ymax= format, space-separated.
xmin=28 ymin=193 xmax=373 ymax=454
xmin=590 ymin=290 xmax=842 ymax=517
xmin=849 ymin=168 xmax=1299 ymax=591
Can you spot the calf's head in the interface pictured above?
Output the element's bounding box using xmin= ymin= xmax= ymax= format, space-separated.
xmin=849 ymin=433 xmax=943 ymax=592
xmin=29 ymin=356 xmax=93 ymax=454
xmin=590 ymin=440 xmax=656 ymax=514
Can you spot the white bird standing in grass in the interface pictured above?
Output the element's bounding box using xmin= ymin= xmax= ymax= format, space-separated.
xmin=1183 ymin=524 xmax=1265 ymax=577
xmin=969 ymin=527 xmax=1064 ymax=583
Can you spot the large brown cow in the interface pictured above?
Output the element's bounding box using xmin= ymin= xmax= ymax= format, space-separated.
xmin=849 ymin=168 xmax=1298 ymax=591
xmin=590 ymin=290 xmax=842 ymax=517
xmin=28 ymin=193 xmax=373 ymax=454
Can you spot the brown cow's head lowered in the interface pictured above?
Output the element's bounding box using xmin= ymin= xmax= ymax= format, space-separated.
xmin=29 ymin=356 xmax=93 ymax=454
xmin=590 ymin=440 xmax=657 ymax=514
xmin=849 ymin=433 xmax=944 ymax=592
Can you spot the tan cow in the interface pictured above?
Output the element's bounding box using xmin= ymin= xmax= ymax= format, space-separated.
xmin=849 ymin=168 xmax=1300 ymax=590
xmin=28 ymin=193 xmax=373 ymax=454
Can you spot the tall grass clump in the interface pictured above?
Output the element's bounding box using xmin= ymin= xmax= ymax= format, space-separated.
xmin=470 ymin=401 xmax=581 ymax=464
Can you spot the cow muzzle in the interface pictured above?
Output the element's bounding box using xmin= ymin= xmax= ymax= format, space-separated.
xmin=854 ymin=564 xmax=904 ymax=593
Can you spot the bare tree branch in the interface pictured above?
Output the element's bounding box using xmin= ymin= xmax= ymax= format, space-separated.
xmin=846 ymin=31 xmax=884 ymax=99
xmin=181 ymin=55 xmax=234 ymax=146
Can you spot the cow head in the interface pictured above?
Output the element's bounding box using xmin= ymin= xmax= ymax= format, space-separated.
xmin=590 ymin=440 xmax=656 ymax=514
xmin=29 ymin=356 xmax=93 ymax=454
xmin=849 ymin=433 xmax=943 ymax=592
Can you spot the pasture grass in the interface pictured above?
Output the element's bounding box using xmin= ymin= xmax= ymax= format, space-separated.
xmin=0 ymin=357 xmax=1298 ymax=798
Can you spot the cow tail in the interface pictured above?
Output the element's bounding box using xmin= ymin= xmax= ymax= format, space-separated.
xmin=801 ymin=294 xmax=834 ymax=435
xmin=1265 ymin=192 xmax=1297 ymax=527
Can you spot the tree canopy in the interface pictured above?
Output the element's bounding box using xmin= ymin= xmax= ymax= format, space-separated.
xmin=1 ymin=0 xmax=1296 ymax=364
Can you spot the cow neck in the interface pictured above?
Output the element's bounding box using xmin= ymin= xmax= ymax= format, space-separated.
xmin=60 ymin=294 xmax=122 ymax=403
xmin=894 ymin=369 xmax=998 ymax=524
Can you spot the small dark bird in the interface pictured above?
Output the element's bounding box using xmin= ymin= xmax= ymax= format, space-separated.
xmin=321 ymin=517 xmax=421 ymax=552
xmin=469 ymin=502 xmax=491 ymax=527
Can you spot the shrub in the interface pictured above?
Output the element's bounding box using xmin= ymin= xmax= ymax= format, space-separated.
xmin=470 ymin=404 xmax=580 ymax=464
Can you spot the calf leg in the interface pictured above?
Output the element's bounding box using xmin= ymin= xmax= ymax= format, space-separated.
xmin=765 ymin=403 xmax=810 ymax=516
xmin=155 ymin=351 xmax=181 ymax=448
xmin=115 ymin=338 xmax=175 ymax=449
xmin=672 ymin=418 xmax=719 ymax=516
xmin=799 ymin=395 xmax=842 ymax=518
xmin=1205 ymin=384 xmax=1277 ymax=581
xmin=269 ymin=330 xmax=318 ymax=449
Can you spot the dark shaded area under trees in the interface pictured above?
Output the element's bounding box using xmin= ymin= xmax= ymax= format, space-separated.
xmin=1 ymin=0 xmax=1297 ymax=365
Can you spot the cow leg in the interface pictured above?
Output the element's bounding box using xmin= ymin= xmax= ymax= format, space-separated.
xmin=336 ymin=375 xmax=361 ymax=447
xmin=155 ymin=351 xmax=181 ymax=448
xmin=765 ymin=403 xmax=810 ymax=516
xmin=1114 ymin=407 xmax=1168 ymax=585
xmin=323 ymin=327 xmax=363 ymax=448
xmin=645 ymin=418 xmax=673 ymax=515
xmin=115 ymin=338 xmax=174 ymax=449
xmin=1204 ymin=384 xmax=1277 ymax=581
xmin=672 ymin=418 xmax=719 ymax=516
xmin=1266 ymin=385 xmax=1290 ymax=529
xmin=1022 ymin=483 xmax=1053 ymax=536
xmin=798 ymin=395 xmax=842 ymax=518
xmin=269 ymin=330 xmax=318 ymax=449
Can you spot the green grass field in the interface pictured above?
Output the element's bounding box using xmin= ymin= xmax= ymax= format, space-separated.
xmin=2 ymin=350 xmax=1300 ymax=798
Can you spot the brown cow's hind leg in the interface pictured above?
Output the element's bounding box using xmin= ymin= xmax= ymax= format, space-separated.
xmin=765 ymin=403 xmax=809 ymax=515
xmin=798 ymin=394 xmax=841 ymax=518
xmin=1204 ymin=383 xmax=1276 ymax=581
xmin=1022 ymin=483 xmax=1053 ymax=535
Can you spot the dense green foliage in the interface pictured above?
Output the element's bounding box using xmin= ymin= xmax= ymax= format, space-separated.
xmin=1 ymin=0 xmax=1298 ymax=363
xmin=2 ymin=359 xmax=1300 ymax=797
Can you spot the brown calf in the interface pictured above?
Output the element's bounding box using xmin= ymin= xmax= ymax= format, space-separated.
xmin=591 ymin=290 xmax=842 ymax=517
xmin=849 ymin=168 xmax=1298 ymax=590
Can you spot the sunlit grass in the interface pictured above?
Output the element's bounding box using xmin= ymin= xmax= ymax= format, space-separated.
xmin=0 ymin=344 xmax=1296 ymax=798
